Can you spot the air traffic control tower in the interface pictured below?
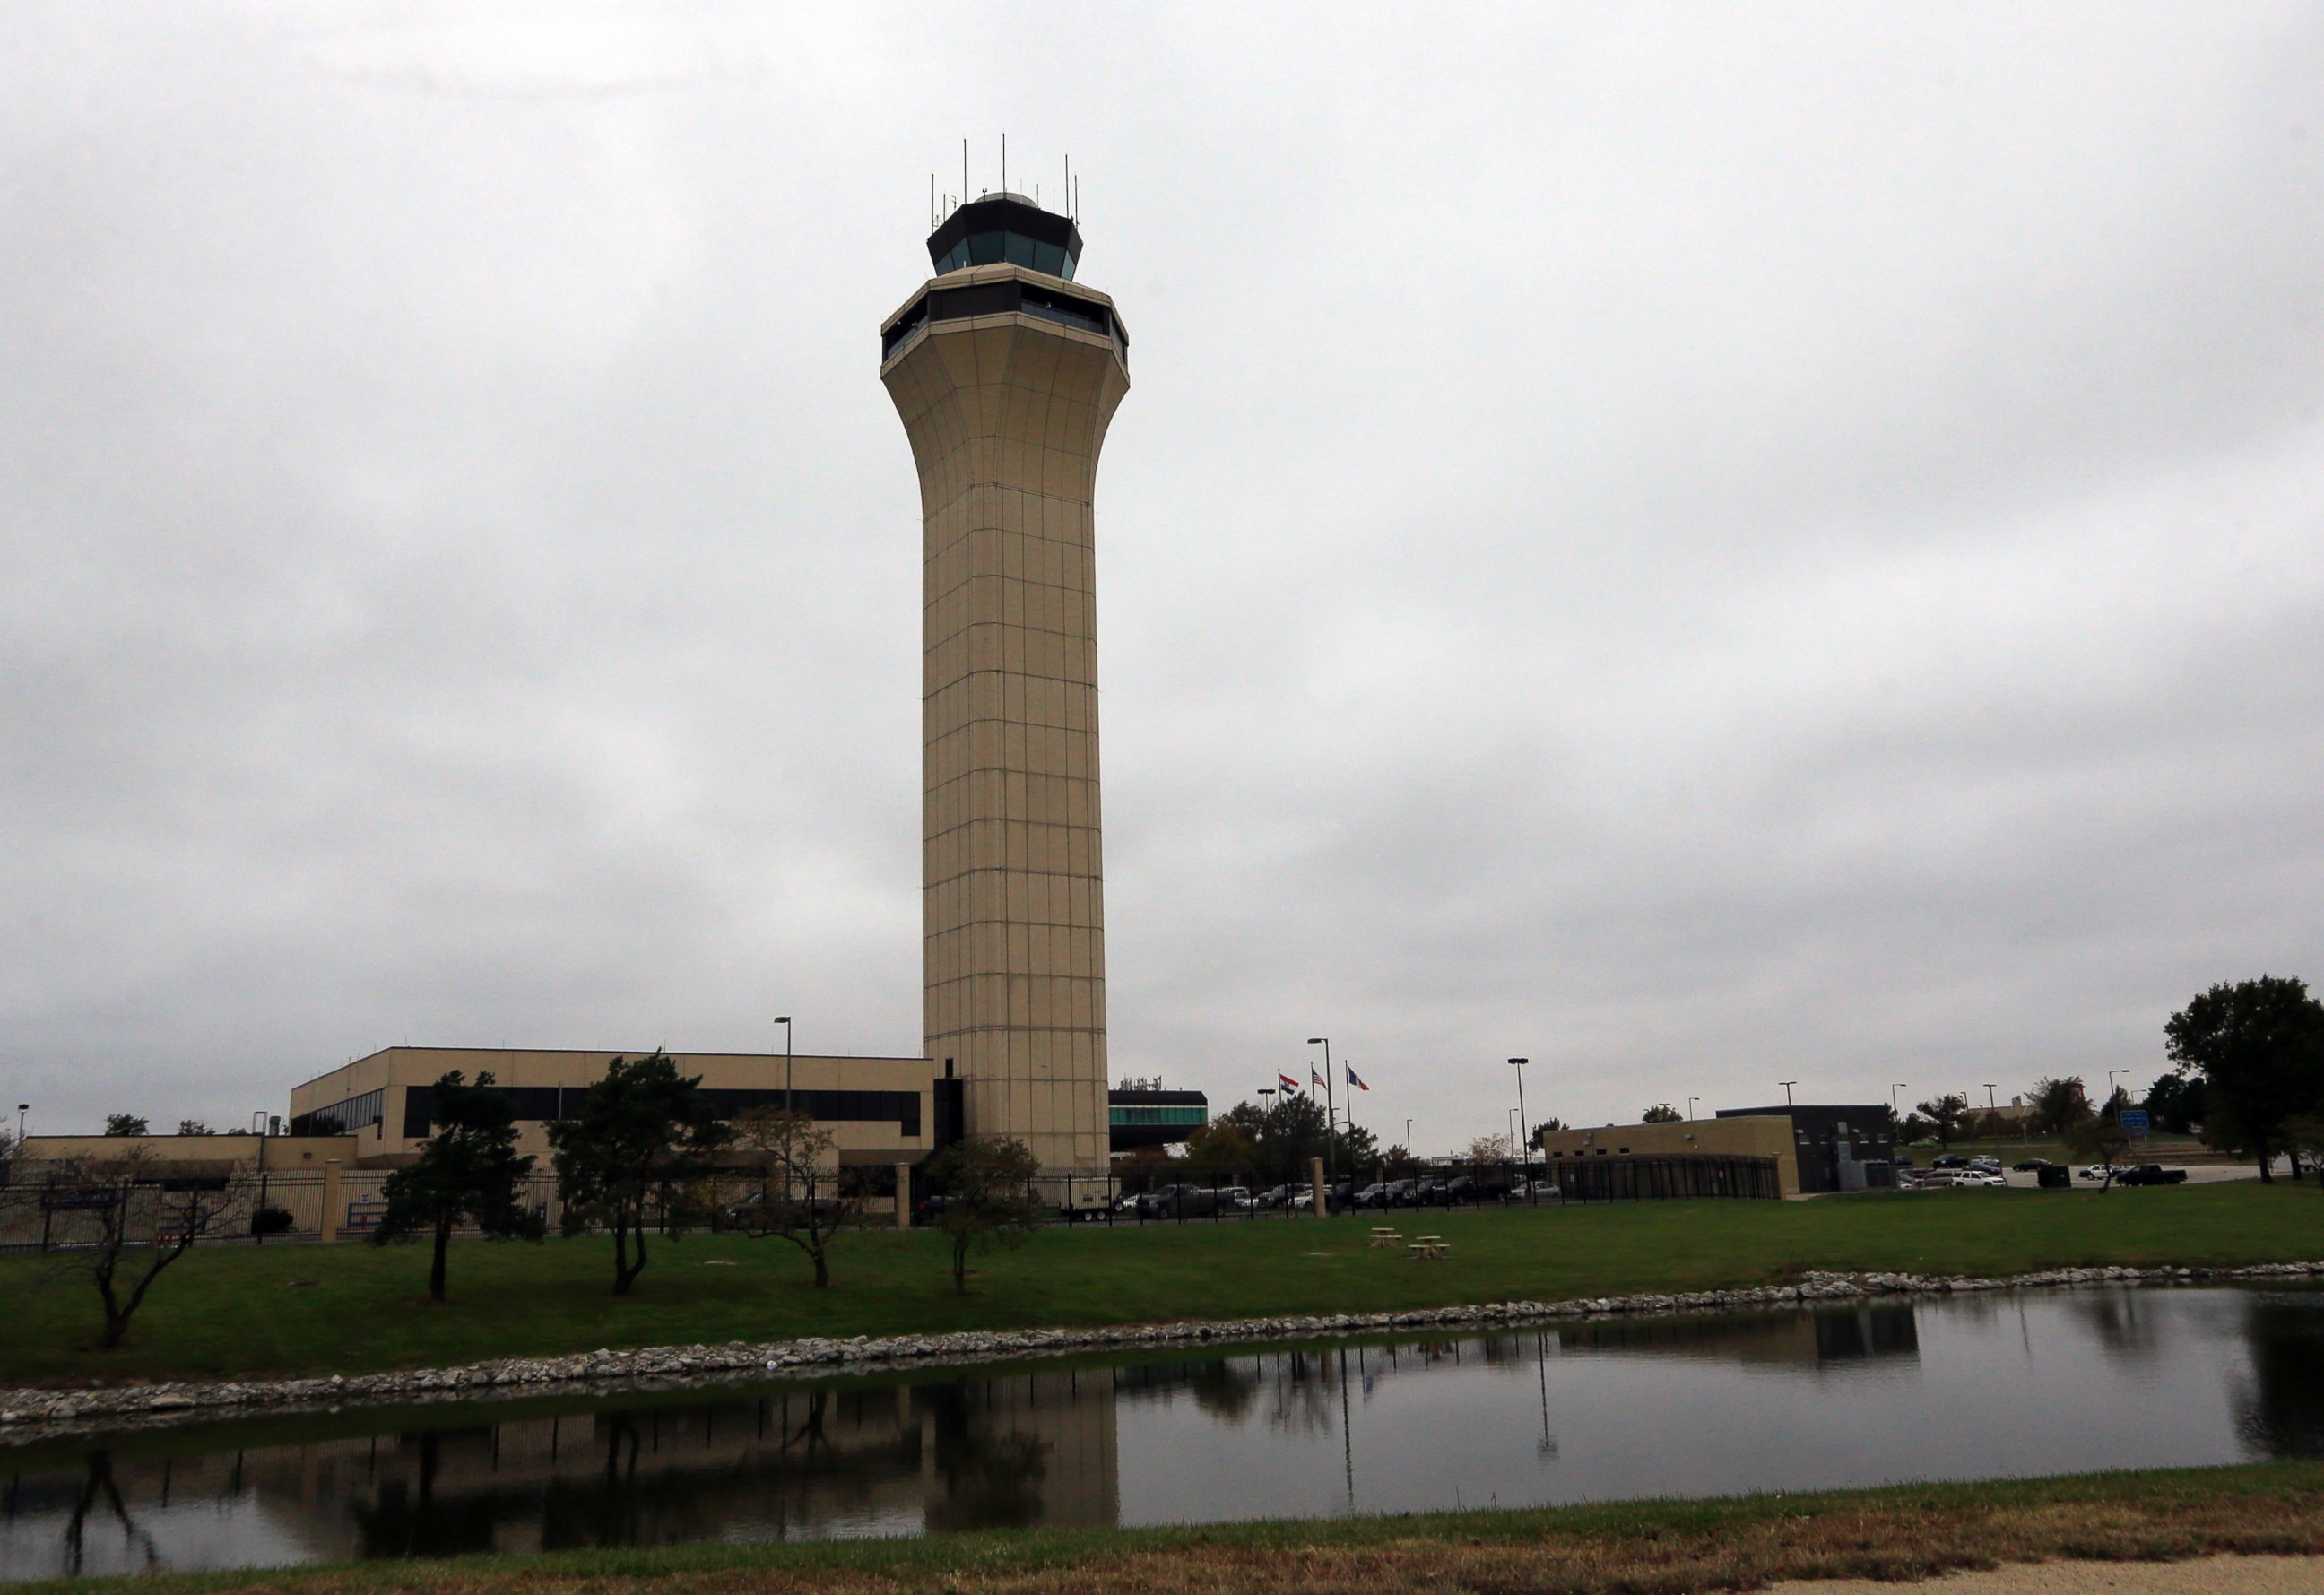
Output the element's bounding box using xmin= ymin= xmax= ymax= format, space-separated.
xmin=880 ymin=193 xmax=1130 ymax=1180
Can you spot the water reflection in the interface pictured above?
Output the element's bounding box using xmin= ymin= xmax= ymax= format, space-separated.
xmin=4 ymin=1288 xmax=2320 ymax=1579
xmin=2237 ymin=1295 xmax=2324 ymax=1456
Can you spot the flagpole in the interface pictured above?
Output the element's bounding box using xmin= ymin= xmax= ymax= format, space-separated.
xmin=1310 ymin=1037 xmax=1336 ymax=1185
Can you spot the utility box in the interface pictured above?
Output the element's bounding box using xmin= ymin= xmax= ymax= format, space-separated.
xmin=2037 ymin=1166 xmax=2071 ymax=1190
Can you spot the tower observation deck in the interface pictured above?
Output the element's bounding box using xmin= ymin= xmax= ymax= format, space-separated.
xmin=880 ymin=193 xmax=1130 ymax=1181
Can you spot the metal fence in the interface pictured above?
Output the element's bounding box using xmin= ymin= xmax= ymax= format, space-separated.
xmin=4 ymin=1150 xmax=1780 ymax=1252
xmin=1018 ymin=1152 xmax=1780 ymax=1226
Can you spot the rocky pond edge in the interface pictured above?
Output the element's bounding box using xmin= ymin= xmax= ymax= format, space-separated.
xmin=4 ymin=1259 xmax=2320 ymax=1442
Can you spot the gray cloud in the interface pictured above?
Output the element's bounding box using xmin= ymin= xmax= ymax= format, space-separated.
xmin=4 ymin=3 xmax=2320 ymax=1149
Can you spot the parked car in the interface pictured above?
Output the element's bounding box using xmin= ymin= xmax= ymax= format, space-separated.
xmin=2012 ymin=1158 xmax=2053 ymax=1173
xmin=1930 ymin=1154 xmax=1969 ymax=1170
xmin=1969 ymin=1156 xmax=2001 ymax=1172
xmin=2115 ymin=1165 xmax=2188 ymax=1186
xmin=2077 ymin=1165 xmax=2122 ymax=1183
xmin=1353 ymin=1182 xmax=1393 ymax=1209
xmin=1136 ymin=1184 xmax=1220 ymax=1218
xmin=1413 ymin=1178 xmax=1451 ymax=1204
xmin=1961 ymin=1171 xmax=2007 ymax=1188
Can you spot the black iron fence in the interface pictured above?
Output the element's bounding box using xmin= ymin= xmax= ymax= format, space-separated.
xmin=1045 ymin=1152 xmax=1780 ymax=1225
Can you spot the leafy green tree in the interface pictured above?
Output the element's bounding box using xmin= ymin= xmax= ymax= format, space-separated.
xmin=549 ymin=1053 xmax=733 ymax=1295
xmin=1916 ymin=1094 xmax=1970 ymax=1148
xmin=2026 ymin=1077 xmax=2092 ymax=1136
xmin=927 ymin=1137 xmax=1045 ymax=1294
xmin=2145 ymin=1071 xmax=2206 ymax=1135
xmin=726 ymin=1107 xmax=860 ymax=1288
xmin=1641 ymin=1104 xmax=1681 ymax=1123
xmin=102 ymin=1114 xmax=148 ymax=1138
xmin=175 ymin=1120 xmax=213 ymax=1136
xmin=2166 ymin=976 xmax=2324 ymax=1184
xmin=369 ymin=1071 xmax=542 ymax=1302
xmin=1897 ymin=1111 xmax=1934 ymax=1144
xmin=1182 ymin=1120 xmax=1253 ymax=1179
xmin=1531 ymin=1117 xmax=1567 ymax=1141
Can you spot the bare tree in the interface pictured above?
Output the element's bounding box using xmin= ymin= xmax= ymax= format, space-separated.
xmin=1466 ymin=1133 xmax=1513 ymax=1167
xmin=725 ymin=1107 xmax=861 ymax=1287
xmin=42 ymin=1145 xmax=250 ymax=1349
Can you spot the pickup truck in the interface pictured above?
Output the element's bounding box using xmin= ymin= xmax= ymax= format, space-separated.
xmin=2113 ymin=1165 xmax=2188 ymax=1186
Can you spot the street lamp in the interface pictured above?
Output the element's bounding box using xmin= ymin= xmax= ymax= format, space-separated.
xmin=775 ymin=1016 xmax=793 ymax=1109
xmin=2107 ymin=1068 xmax=2128 ymax=1120
xmin=1983 ymin=1083 xmax=1998 ymax=1112
xmin=1687 ymin=1097 xmax=1698 ymax=1121
xmin=1890 ymin=1082 xmax=1908 ymax=1114
xmin=1404 ymin=1116 xmax=1413 ymax=1153
xmin=1779 ymin=1079 xmax=1798 ymax=1108
xmin=1307 ymin=1038 xmax=1335 ymax=1181
xmin=13 ymin=1104 xmax=24 ymax=1144
xmin=1509 ymin=1058 xmax=1530 ymax=1168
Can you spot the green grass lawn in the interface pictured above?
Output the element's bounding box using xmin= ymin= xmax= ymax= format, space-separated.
xmin=3 ymin=1183 xmax=2317 ymax=1386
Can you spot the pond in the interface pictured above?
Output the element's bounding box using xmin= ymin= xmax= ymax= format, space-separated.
xmin=4 ymin=1285 xmax=2320 ymax=1579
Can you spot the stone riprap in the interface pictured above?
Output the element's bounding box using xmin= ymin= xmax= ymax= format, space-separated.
xmin=4 ymin=1261 xmax=2319 ymax=1443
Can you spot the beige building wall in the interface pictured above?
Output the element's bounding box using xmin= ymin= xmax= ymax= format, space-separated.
xmin=1538 ymin=1114 xmax=1802 ymax=1197
xmin=287 ymin=1046 xmax=934 ymax=1169
xmin=882 ymin=262 xmax=1129 ymax=1177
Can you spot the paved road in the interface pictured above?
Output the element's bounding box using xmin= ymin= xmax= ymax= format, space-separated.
xmin=1990 ymin=1159 xmax=2267 ymax=1190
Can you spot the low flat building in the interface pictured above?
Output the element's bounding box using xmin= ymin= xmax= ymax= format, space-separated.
xmin=1715 ymin=1104 xmax=1897 ymax=1194
xmin=1106 ymin=1088 xmax=1207 ymax=1153
xmin=1538 ymin=1115 xmax=1801 ymax=1195
xmin=288 ymin=1046 xmax=946 ymax=1172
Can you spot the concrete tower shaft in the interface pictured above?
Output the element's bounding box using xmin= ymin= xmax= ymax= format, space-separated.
xmin=881 ymin=213 xmax=1129 ymax=1178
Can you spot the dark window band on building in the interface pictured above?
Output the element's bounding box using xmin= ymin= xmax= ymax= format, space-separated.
xmin=881 ymin=278 xmax=1127 ymax=363
xmin=398 ymin=1084 xmax=922 ymax=1140
xmin=925 ymin=194 xmax=1082 ymax=282
xmin=289 ymin=1088 xmax=385 ymax=1137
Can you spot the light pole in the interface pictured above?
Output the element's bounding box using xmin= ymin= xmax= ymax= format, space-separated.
xmin=775 ymin=1016 xmax=793 ymax=1109
xmin=1890 ymin=1082 xmax=1908 ymax=1114
xmin=1983 ymin=1083 xmax=1998 ymax=1112
xmin=1509 ymin=1058 xmax=1530 ymax=1168
xmin=1779 ymin=1079 xmax=1798 ymax=1108
xmin=2107 ymin=1068 xmax=2127 ymax=1120
xmin=1308 ymin=1038 xmax=1335 ymax=1182
xmin=15 ymin=1104 xmax=26 ymax=1143
xmin=1687 ymin=1096 xmax=1698 ymax=1121
xmin=1404 ymin=1117 xmax=1413 ymax=1155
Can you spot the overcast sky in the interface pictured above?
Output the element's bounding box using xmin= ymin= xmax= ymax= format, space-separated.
xmin=4 ymin=4 xmax=2320 ymax=1149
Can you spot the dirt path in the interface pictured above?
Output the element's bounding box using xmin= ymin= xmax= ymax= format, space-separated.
xmin=1772 ymin=1553 xmax=2324 ymax=1593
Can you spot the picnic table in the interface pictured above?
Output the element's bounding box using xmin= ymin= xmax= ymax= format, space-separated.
xmin=1367 ymin=1227 xmax=1403 ymax=1249
xmin=1409 ymin=1235 xmax=1451 ymax=1260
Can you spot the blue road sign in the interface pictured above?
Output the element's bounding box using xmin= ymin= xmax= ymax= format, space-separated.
xmin=2119 ymin=1108 xmax=2150 ymax=1135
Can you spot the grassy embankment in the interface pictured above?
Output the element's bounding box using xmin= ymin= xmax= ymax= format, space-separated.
xmin=3 ymin=1182 xmax=2316 ymax=1386
xmin=15 ymin=1462 xmax=2324 ymax=1595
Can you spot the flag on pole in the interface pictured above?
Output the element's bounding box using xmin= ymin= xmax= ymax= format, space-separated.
xmin=1311 ymin=1069 xmax=1326 ymax=1088
xmin=1348 ymin=1065 xmax=1369 ymax=1091
xmin=1277 ymin=1071 xmax=1300 ymax=1092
